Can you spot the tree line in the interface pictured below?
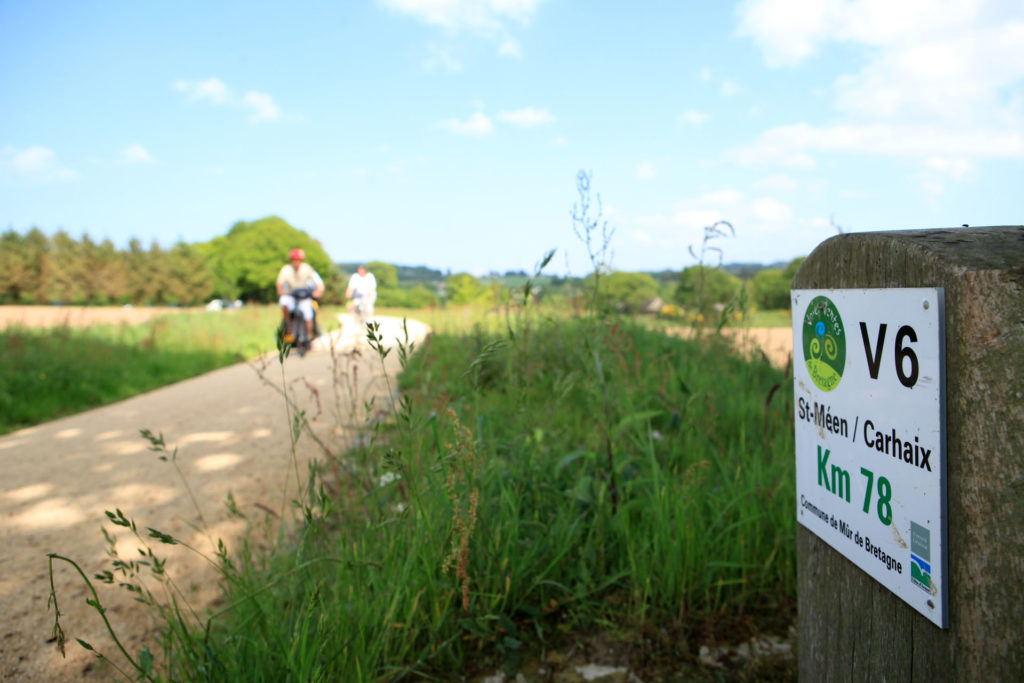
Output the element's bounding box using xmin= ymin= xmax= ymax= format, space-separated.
xmin=0 ymin=215 xmax=804 ymax=311
xmin=0 ymin=217 xmax=345 ymax=307
xmin=0 ymin=228 xmax=215 ymax=306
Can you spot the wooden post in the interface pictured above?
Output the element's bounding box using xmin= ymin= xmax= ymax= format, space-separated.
xmin=793 ymin=226 xmax=1024 ymax=680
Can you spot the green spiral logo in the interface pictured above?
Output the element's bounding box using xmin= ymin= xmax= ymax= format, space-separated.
xmin=802 ymin=296 xmax=846 ymax=391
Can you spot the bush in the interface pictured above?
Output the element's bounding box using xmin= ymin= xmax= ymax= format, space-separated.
xmin=750 ymin=268 xmax=790 ymax=310
xmin=377 ymin=284 xmax=439 ymax=308
xmin=587 ymin=271 xmax=660 ymax=313
xmin=674 ymin=265 xmax=742 ymax=313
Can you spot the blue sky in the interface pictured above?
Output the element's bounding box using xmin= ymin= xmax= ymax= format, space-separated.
xmin=2 ymin=1 xmax=1021 ymax=276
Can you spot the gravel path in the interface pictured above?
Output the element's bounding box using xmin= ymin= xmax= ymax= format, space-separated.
xmin=0 ymin=315 xmax=428 ymax=681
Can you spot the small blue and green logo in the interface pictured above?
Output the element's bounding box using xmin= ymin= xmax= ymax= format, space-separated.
xmin=802 ymin=295 xmax=846 ymax=392
xmin=910 ymin=521 xmax=932 ymax=592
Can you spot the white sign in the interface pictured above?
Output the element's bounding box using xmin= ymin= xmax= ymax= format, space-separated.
xmin=792 ymin=288 xmax=947 ymax=628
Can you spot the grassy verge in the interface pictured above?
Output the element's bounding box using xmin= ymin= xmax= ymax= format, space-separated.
xmin=50 ymin=304 xmax=796 ymax=680
xmin=0 ymin=305 xmax=314 ymax=434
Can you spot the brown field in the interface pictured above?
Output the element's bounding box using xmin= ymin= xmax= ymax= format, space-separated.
xmin=665 ymin=325 xmax=794 ymax=368
xmin=0 ymin=305 xmax=194 ymax=330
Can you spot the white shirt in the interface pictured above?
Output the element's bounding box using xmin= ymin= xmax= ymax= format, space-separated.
xmin=277 ymin=263 xmax=322 ymax=293
xmin=348 ymin=272 xmax=377 ymax=302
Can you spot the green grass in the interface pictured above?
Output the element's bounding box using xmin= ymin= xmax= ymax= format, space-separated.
xmin=0 ymin=305 xmax=302 ymax=434
xmin=739 ymin=308 xmax=792 ymax=327
xmin=379 ymin=304 xmax=794 ymax=339
xmin=376 ymin=303 xmax=546 ymax=335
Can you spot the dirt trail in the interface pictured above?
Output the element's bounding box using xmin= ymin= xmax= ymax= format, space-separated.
xmin=0 ymin=315 xmax=429 ymax=682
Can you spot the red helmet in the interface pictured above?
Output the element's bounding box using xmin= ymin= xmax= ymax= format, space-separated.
xmin=289 ymin=248 xmax=305 ymax=261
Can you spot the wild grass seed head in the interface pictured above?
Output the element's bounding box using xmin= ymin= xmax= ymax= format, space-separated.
xmin=440 ymin=408 xmax=481 ymax=611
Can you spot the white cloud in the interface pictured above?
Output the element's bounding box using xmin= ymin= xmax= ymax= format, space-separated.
xmin=635 ymin=162 xmax=657 ymax=180
xmin=918 ymin=156 xmax=977 ymax=199
xmin=730 ymin=122 xmax=1024 ymax=165
xmin=423 ymin=42 xmax=462 ymax=72
xmin=498 ymin=37 xmax=522 ymax=58
xmin=629 ymin=188 xmax=799 ymax=259
xmin=738 ymin=0 xmax=991 ymax=66
xmin=173 ymin=77 xmax=228 ymax=103
xmin=631 ymin=189 xmax=744 ymax=250
xmin=679 ymin=109 xmax=710 ymax=126
xmin=920 ymin=176 xmax=946 ymax=199
xmin=497 ymin=107 xmax=553 ymax=127
xmin=12 ymin=146 xmax=56 ymax=173
xmin=699 ymin=189 xmax=743 ymax=206
xmin=242 ymin=91 xmax=280 ymax=122
xmin=926 ymin=156 xmax=973 ymax=180
xmin=751 ymin=196 xmax=794 ymax=223
xmin=382 ymin=0 xmax=543 ymax=58
xmin=173 ymin=78 xmax=283 ymax=123
xmin=438 ymin=111 xmax=494 ymax=136
xmin=2 ymin=145 xmax=77 ymax=179
xmin=737 ymin=1 xmax=1024 ymax=124
xmin=120 ymin=144 xmax=154 ymax=164
xmin=734 ymin=0 xmax=1024 ymax=181
xmin=754 ymin=174 xmax=799 ymax=190
xmin=697 ymin=66 xmax=741 ymax=99
xmin=380 ymin=0 xmax=544 ymax=30
xmin=833 ymin=21 xmax=1024 ymax=126
xmin=736 ymin=0 xmax=836 ymax=67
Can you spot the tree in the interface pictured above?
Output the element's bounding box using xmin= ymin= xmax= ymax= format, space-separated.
xmin=750 ymin=268 xmax=790 ymax=310
xmin=164 ymin=242 xmax=214 ymax=305
xmin=445 ymin=272 xmax=485 ymax=304
xmin=48 ymin=230 xmax=86 ymax=304
xmin=197 ymin=216 xmax=336 ymax=302
xmin=485 ymin=281 xmax=511 ymax=307
xmin=588 ymin=270 xmax=660 ymax=313
xmin=194 ymin=236 xmax=239 ymax=300
xmin=146 ymin=241 xmax=170 ymax=304
xmin=77 ymin=236 xmax=124 ymax=304
xmin=21 ymin=228 xmax=52 ymax=304
xmin=377 ymin=283 xmax=439 ymax=308
xmin=124 ymin=238 xmax=154 ymax=304
xmin=783 ymin=256 xmax=807 ymax=282
xmin=364 ymin=261 xmax=398 ymax=289
xmin=674 ymin=265 xmax=742 ymax=313
xmin=403 ymin=284 xmax=439 ymax=308
xmin=0 ymin=230 xmax=27 ymax=302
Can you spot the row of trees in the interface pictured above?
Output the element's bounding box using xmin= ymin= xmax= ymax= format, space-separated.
xmin=0 ymin=217 xmax=347 ymax=307
xmin=578 ymin=256 xmax=805 ymax=315
xmin=0 ymin=217 xmax=805 ymax=311
xmin=0 ymin=229 xmax=214 ymax=306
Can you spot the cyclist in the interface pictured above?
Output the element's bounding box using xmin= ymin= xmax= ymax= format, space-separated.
xmin=276 ymin=248 xmax=325 ymax=343
xmin=345 ymin=264 xmax=377 ymax=326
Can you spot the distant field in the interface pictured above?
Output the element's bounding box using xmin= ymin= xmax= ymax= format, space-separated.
xmin=0 ymin=305 xmax=190 ymax=329
xmin=664 ymin=325 xmax=793 ymax=367
xmin=0 ymin=305 xmax=286 ymax=434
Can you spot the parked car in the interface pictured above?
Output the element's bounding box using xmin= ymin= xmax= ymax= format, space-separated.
xmin=205 ymin=299 xmax=243 ymax=312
